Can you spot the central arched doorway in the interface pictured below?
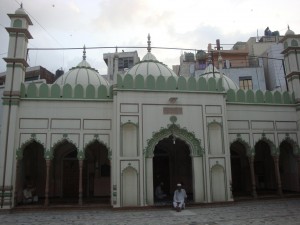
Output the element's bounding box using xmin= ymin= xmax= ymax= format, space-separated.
xmin=153 ymin=136 xmax=193 ymax=204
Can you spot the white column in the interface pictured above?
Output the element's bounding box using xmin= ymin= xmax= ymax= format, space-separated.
xmin=145 ymin=157 xmax=153 ymax=205
xmin=192 ymin=157 xmax=205 ymax=202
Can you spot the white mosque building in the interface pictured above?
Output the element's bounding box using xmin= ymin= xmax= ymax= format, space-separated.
xmin=0 ymin=6 xmax=300 ymax=209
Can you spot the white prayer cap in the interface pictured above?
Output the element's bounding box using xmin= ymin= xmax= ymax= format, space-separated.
xmin=177 ymin=183 xmax=181 ymax=187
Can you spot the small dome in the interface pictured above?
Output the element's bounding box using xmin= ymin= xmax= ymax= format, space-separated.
xmin=55 ymin=59 xmax=109 ymax=87
xmin=285 ymin=29 xmax=295 ymax=36
xmin=126 ymin=52 xmax=177 ymax=77
xmin=15 ymin=5 xmax=26 ymax=15
xmin=285 ymin=26 xmax=295 ymax=36
xmin=142 ymin=52 xmax=157 ymax=61
xmin=200 ymin=64 xmax=239 ymax=90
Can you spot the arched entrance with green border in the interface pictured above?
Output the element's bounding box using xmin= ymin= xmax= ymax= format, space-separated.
xmin=144 ymin=120 xmax=204 ymax=205
xmin=153 ymin=136 xmax=192 ymax=204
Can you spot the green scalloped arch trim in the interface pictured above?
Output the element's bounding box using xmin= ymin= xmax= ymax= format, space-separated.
xmin=84 ymin=138 xmax=111 ymax=160
xmin=230 ymin=137 xmax=252 ymax=156
xmin=254 ymin=136 xmax=277 ymax=156
xmin=280 ymin=136 xmax=300 ymax=155
xmin=51 ymin=138 xmax=78 ymax=155
xmin=17 ymin=137 xmax=46 ymax=160
xmin=144 ymin=123 xmax=203 ymax=158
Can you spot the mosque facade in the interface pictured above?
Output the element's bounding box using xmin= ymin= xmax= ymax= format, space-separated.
xmin=0 ymin=6 xmax=300 ymax=209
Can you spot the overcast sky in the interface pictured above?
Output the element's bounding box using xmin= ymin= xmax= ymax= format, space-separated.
xmin=0 ymin=0 xmax=299 ymax=75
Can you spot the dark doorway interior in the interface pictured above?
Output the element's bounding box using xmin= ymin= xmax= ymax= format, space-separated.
xmin=63 ymin=150 xmax=79 ymax=198
xmin=153 ymin=136 xmax=193 ymax=204
xmin=230 ymin=141 xmax=251 ymax=198
xmin=254 ymin=141 xmax=277 ymax=195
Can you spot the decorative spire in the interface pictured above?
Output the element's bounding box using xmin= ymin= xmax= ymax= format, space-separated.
xmin=147 ymin=33 xmax=151 ymax=52
xmin=288 ymin=25 xmax=290 ymax=30
xmin=83 ymin=45 xmax=86 ymax=60
xmin=20 ymin=2 xmax=23 ymax=8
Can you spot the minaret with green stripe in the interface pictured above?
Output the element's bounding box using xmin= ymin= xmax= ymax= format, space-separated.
xmin=0 ymin=4 xmax=32 ymax=209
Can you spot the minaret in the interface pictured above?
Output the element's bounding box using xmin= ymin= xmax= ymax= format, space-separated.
xmin=0 ymin=4 xmax=32 ymax=209
xmin=280 ymin=26 xmax=300 ymax=102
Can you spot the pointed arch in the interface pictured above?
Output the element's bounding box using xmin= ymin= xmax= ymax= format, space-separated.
xmin=280 ymin=136 xmax=300 ymax=155
xmin=84 ymin=138 xmax=111 ymax=160
xmin=230 ymin=136 xmax=252 ymax=156
xmin=254 ymin=136 xmax=277 ymax=156
xmin=144 ymin=123 xmax=203 ymax=158
xmin=17 ymin=137 xmax=46 ymax=160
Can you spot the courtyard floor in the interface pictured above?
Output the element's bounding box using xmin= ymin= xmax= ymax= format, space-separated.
xmin=0 ymin=198 xmax=300 ymax=225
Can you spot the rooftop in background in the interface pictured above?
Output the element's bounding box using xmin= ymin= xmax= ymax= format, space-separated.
xmin=0 ymin=66 xmax=55 ymax=85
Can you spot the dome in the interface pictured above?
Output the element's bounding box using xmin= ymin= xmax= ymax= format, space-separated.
xmin=285 ymin=26 xmax=295 ymax=36
xmin=55 ymin=59 xmax=109 ymax=87
xmin=142 ymin=52 xmax=157 ymax=61
xmin=15 ymin=4 xmax=26 ymax=15
xmin=200 ymin=64 xmax=239 ymax=90
xmin=125 ymin=52 xmax=177 ymax=77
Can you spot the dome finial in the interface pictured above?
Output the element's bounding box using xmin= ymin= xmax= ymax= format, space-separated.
xmin=147 ymin=33 xmax=151 ymax=53
xmin=20 ymin=2 xmax=23 ymax=8
xmin=83 ymin=45 xmax=86 ymax=60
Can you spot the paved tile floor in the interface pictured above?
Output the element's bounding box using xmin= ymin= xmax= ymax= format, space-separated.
xmin=1 ymin=198 xmax=300 ymax=225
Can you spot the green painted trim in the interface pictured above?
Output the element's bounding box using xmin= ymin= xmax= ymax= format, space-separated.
xmin=123 ymin=74 xmax=134 ymax=89
xmin=236 ymin=89 xmax=246 ymax=102
xmin=144 ymin=123 xmax=204 ymax=158
xmin=51 ymin=137 xmax=78 ymax=157
xmin=74 ymin=84 xmax=84 ymax=99
xmin=84 ymin=138 xmax=111 ymax=160
xmin=135 ymin=74 xmax=145 ymax=89
xmin=281 ymin=135 xmax=300 ymax=155
xmin=114 ymin=88 xmax=225 ymax=95
xmin=44 ymin=148 xmax=54 ymax=160
xmin=177 ymin=76 xmax=187 ymax=90
xmin=77 ymin=149 xmax=85 ymax=160
xmin=86 ymin=84 xmax=96 ymax=99
xmin=146 ymin=75 xmax=155 ymax=89
xmin=156 ymin=75 xmax=167 ymax=90
xmin=254 ymin=135 xmax=277 ymax=156
xmin=230 ymin=136 xmax=252 ymax=156
xmin=22 ymin=82 xmax=113 ymax=100
xmin=17 ymin=137 xmax=46 ymax=160
xmin=20 ymin=97 xmax=113 ymax=102
xmin=226 ymin=89 xmax=295 ymax=105
xmin=188 ymin=77 xmax=197 ymax=91
xmin=226 ymin=102 xmax=295 ymax=106
xmin=208 ymin=77 xmax=217 ymax=91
